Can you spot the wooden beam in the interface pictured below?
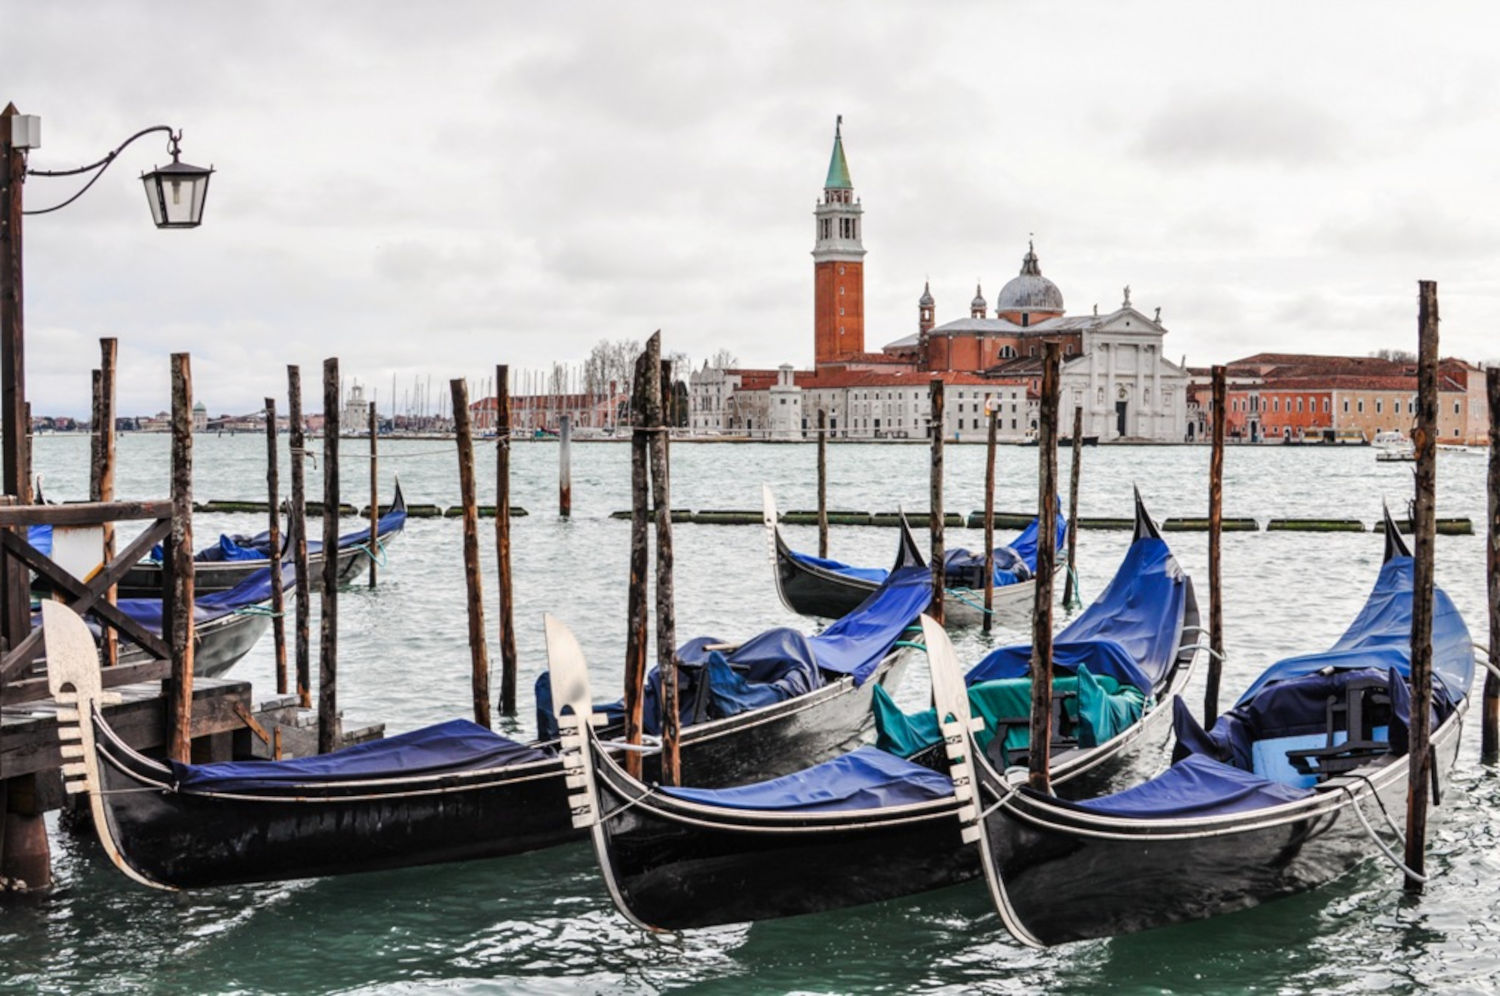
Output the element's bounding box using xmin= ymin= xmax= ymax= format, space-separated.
xmin=0 ymin=501 xmax=172 ymax=527
xmin=1028 ymin=341 xmax=1062 ymax=795
xmin=452 ymin=377 xmax=491 ymax=729
xmin=1404 ymin=280 xmax=1438 ymax=891
xmin=168 ymin=352 xmax=195 ymax=764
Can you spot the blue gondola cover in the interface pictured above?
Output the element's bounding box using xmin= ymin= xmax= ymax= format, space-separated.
xmin=1069 ymin=753 xmax=1313 ymax=819
xmin=170 ymin=719 xmax=551 ymax=791
xmin=660 ymin=745 xmax=953 ymax=813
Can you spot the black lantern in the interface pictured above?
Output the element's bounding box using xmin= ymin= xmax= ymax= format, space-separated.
xmin=139 ymin=132 xmax=213 ymax=229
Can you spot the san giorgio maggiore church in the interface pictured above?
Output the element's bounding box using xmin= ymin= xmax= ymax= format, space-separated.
xmin=688 ymin=120 xmax=1190 ymax=442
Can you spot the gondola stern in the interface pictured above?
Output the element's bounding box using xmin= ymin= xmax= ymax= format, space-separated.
xmin=1132 ymin=486 xmax=1161 ymax=542
xmin=41 ymin=602 xmax=177 ymax=892
xmin=1381 ymin=502 xmax=1411 ymax=562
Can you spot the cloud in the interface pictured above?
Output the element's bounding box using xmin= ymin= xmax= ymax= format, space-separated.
xmin=1134 ymin=93 xmax=1347 ymax=168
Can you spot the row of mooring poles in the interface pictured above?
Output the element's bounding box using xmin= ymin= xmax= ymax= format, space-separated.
xmin=1484 ymin=366 xmax=1500 ymax=764
xmin=1204 ymin=365 xmax=1227 ymax=724
xmin=1404 ymin=280 xmax=1440 ymax=891
xmin=929 ymin=378 xmax=945 ymax=626
xmin=1027 ymin=342 xmax=1062 ymax=794
xmin=90 ymin=338 xmax=118 ymax=668
xmin=621 ymin=332 xmax=680 ymax=782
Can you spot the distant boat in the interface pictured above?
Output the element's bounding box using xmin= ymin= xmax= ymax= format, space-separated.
xmin=1373 ymin=431 xmax=1415 ymax=462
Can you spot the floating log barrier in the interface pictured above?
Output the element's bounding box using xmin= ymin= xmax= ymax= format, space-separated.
xmin=442 ymin=505 xmax=530 ymax=518
xmin=1374 ymin=517 xmax=1473 ymax=536
xmin=197 ymin=499 xmax=272 ymax=514
xmin=1266 ymin=518 xmax=1366 ymax=532
xmin=688 ymin=509 xmax=764 ymax=525
xmin=966 ymin=510 xmax=1038 ymax=530
xmin=1076 ymin=516 xmax=1136 ymax=530
xmin=876 ymin=510 xmax=964 ymax=529
xmin=1164 ymin=517 xmax=1259 ymax=532
xmin=304 ymin=501 xmax=360 ymax=517
xmin=784 ymin=509 xmax=871 ymax=526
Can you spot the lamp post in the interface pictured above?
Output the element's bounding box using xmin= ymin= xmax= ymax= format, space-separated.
xmin=1 ymin=103 xmax=211 ymax=499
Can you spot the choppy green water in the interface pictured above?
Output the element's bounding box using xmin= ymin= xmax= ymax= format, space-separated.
xmin=4 ymin=435 xmax=1497 ymax=994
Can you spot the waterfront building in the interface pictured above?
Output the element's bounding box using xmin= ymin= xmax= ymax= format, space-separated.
xmin=688 ymin=120 xmax=1190 ymax=442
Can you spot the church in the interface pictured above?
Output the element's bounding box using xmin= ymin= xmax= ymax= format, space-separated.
xmin=688 ymin=119 xmax=1190 ymax=442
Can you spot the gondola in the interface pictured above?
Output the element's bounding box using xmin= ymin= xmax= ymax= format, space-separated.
xmin=112 ymin=566 xmax=292 ymax=678
xmin=32 ymin=480 xmax=408 ymax=598
xmin=765 ymin=485 xmax=1066 ymax=627
xmin=973 ymin=510 xmax=1475 ymax=947
xmin=42 ymin=561 xmax=933 ymax=890
xmin=560 ymin=492 xmax=1201 ymax=930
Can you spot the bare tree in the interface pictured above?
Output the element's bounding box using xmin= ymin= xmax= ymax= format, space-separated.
xmin=709 ymin=348 xmax=739 ymax=369
xmin=1370 ymin=348 xmax=1418 ymax=363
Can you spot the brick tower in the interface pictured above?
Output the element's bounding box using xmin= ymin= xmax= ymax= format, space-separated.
xmin=812 ymin=116 xmax=865 ymax=366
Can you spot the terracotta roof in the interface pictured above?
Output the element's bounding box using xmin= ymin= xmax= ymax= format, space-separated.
xmin=792 ymin=368 xmax=1027 ymax=390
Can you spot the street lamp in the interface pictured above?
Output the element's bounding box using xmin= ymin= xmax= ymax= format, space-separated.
xmin=1 ymin=103 xmax=214 ymax=501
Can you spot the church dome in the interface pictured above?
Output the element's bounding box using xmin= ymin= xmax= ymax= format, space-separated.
xmin=970 ymin=283 xmax=987 ymax=313
xmin=918 ymin=281 xmax=934 ymax=308
xmin=995 ymin=242 xmax=1063 ymax=314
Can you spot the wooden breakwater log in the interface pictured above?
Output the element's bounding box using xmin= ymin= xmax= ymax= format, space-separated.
xmin=783 ymin=509 xmax=871 ymax=526
xmin=1076 ymin=516 xmax=1136 ymax=530
xmin=440 ymin=505 xmax=530 ymax=518
xmin=611 ymin=509 xmax=691 ymax=522
xmin=966 ymin=510 xmax=1036 ymax=530
xmin=304 ymin=501 xmax=360 ymax=518
xmin=689 ymin=509 xmax=762 ymax=525
xmin=872 ymin=511 xmax=964 ymax=528
xmin=1163 ymin=517 xmax=1260 ymax=532
xmin=1374 ymin=517 xmax=1474 ymax=536
xmin=1266 ymin=518 xmax=1366 ymax=532
xmin=196 ymin=500 xmax=272 ymax=514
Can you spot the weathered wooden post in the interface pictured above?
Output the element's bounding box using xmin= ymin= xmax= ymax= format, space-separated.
xmin=452 ymin=378 xmax=491 ymax=728
xmin=367 ymin=396 xmax=378 ymax=588
xmin=288 ymin=365 xmax=311 ymax=708
xmin=623 ymin=344 xmax=653 ymax=778
xmin=982 ymin=401 xmax=998 ymax=634
xmin=929 ymin=377 xmax=945 ymax=626
xmin=1483 ymin=367 xmax=1500 ymax=763
xmin=318 ymin=358 xmax=340 ymax=753
xmin=559 ymin=413 xmax=572 ymax=518
xmin=651 ymin=345 xmax=680 ymax=785
xmin=92 ymin=338 xmax=118 ymax=667
xmin=1404 ymin=280 xmax=1439 ymax=890
xmin=1028 ymin=341 xmax=1062 ymax=794
xmin=496 ymin=364 xmax=518 ymax=717
xmin=817 ymin=408 xmax=829 ymax=558
xmin=265 ymin=397 xmax=287 ymax=695
xmin=1204 ymin=365 xmax=1227 ymax=725
xmin=1062 ymin=405 xmax=1083 ymax=609
xmin=168 ymin=353 xmax=195 ymax=764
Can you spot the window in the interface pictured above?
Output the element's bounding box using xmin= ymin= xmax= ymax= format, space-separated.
xmin=1455 ymin=401 xmax=1461 ymax=415
xmin=1343 ymin=399 xmax=1349 ymax=413
xmin=1357 ymin=400 xmax=1364 ymax=413
xmin=1376 ymin=400 xmax=1383 ymax=414
xmin=1323 ymin=399 xmax=1330 ymax=413
xmin=1011 ymin=419 xmax=1017 ymax=429
xmin=1272 ymin=398 xmax=1279 ymax=412
xmin=1296 ymin=398 xmax=1302 ymax=413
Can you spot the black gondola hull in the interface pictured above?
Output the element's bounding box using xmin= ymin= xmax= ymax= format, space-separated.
xmin=979 ymin=703 xmax=1466 ymax=945
xmin=87 ymin=652 xmax=911 ymax=889
xmin=115 ymin=608 xmax=272 ymax=678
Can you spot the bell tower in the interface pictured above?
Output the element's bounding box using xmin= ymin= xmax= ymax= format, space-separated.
xmin=812 ymin=116 xmax=865 ymax=366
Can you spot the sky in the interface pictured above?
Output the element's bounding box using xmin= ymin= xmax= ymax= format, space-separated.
xmin=8 ymin=1 xmax=1500 ymax=417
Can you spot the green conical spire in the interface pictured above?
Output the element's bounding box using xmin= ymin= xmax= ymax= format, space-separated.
xmin=824 ymin=115 xmax=852 ymax=190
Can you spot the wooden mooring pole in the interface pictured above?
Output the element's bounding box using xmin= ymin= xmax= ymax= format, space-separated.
xmin=496 ymin=364 xmax=517 ymax=717
xmin=982 ymin=402 xmax=997 ymax=635
xmin=318 ymin=357 xmax=340 ymax=754
xmin=266 ymin=397 xmax=287 ymax=695
xmin=288 ymin=365 xmax=311 ymax=708
xmin=929 ymin=377 xmax=945 ymax=626
xmin=653 ymin=349 xmax=680 ymax=785
xmin=817 ymin=408 xmax=828 ymax=558
xmin=93 ymin=337 xmax=118 ymax=667
xmin=168 ymin=353 xmax=195 ymax=764
xmin=1204 ymin=366 xmax=1227 ymax=725
xmin=452 ymin=378 xmax=491 ymax=728
xmin=1483 ymin=367 xmax=1500 ymax=763
xmin=1062 ymin=405 xmax=1083 ymax=609
xmin=559 ymin=413 xmax=572 ymax=518
xmin=1404 ymin=280 xmax=1439 ymax=891
xmin=368 ymin=395 xmax=378 ymax=588
xmin=1028 ymin=342 xmax=1062 ymax=795
xmin=623 ymin=348 xmax=651 ymax=778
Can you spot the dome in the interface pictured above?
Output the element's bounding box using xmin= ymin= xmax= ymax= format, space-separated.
xmin=192 ymin=401 xmax=207 ymax=413
xmin=970 ymin=283 xmax=987 ymax=313
xmin=918 ymin=280 xmax=934 ymax=308
xmin=995 ymin=242 xmax=1063 ymax=314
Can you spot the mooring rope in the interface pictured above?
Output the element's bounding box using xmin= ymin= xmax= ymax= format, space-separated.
xmin=232 ymin=605 xmax=284 ymax=618
xmin=353 ymin=536 xmax=388 ymax=567
xmin=1341 ymin=782 xmax=1428 ymax=884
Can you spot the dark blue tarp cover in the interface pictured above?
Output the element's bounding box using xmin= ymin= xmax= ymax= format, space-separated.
xmin=195 ymin=534 xmax=265 ymax=562
xmin=112 ymin=566 xmax=288 ymax=633
xmin=964 ymin=535 xmax=1188 ymax=693
xmin=535 ymin=565 xmax=933 ymax=740
xmin=27 ymin=524 xmax=51 ymax=557
xmin=660 ymin=745 xmax=953 ymax=812
xmin=787 ymin=551 xmax=889 ymax=584
xmin=1236 ymin=556 xmax=1473 ymax=709
xmin=170 ymin=719 xmax=551 ymax=792
xmin=1071 ymin=753 xmax=1313 ymax=818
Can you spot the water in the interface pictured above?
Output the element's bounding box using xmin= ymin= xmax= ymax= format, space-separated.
xmin=4 ymin=435 xmax=1497 ymax=994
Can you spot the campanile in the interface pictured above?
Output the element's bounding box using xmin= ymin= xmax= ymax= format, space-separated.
xmin=812 ymin=116 xmax=865 ymax=365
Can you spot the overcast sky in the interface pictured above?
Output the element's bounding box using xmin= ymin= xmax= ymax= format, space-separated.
xmin=9 ymin=1 xmax=1500 ymax=416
